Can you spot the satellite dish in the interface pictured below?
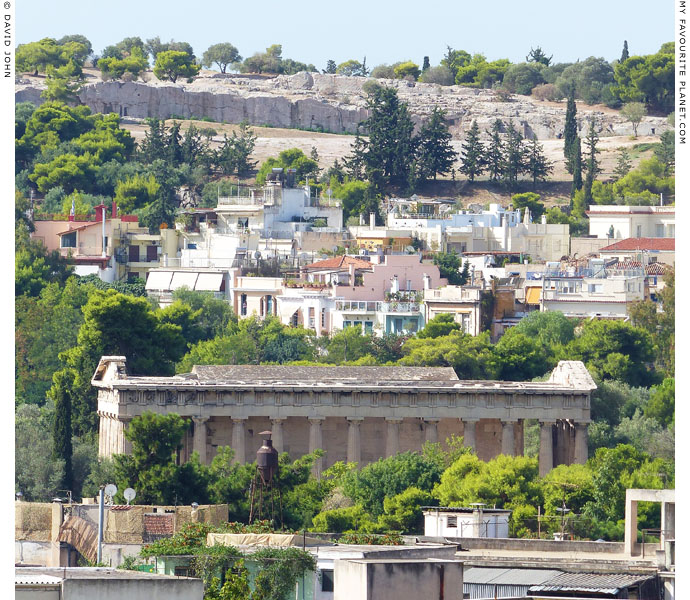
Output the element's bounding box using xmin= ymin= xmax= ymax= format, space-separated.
xmin=104 ymin=484 xmax=118 ymax=498
xmin=254 ymin=250 xmax=262 ymax=259
xmin=405 ymin=245 xmax=415 ymax=253
xmin=123 ymin=488 xmax=136 ymax=505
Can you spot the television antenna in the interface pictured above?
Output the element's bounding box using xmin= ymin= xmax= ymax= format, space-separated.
xmin=123 ymin=488 xmax=136 ymax=506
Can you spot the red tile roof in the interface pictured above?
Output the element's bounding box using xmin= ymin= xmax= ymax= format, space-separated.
xmin=304 ymin=255 xmax=373 ymax=270
xmin=144 ymin=514 xmax=174 ymax=536
xmin=599 ymin=238 xmax=675 ymax=252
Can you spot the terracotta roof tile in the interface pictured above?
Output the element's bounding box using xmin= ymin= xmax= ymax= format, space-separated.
xmin=599 ymin=238 xmax=675 ymax=252
xmin=144 ymin=514 xmax=174 ymax=536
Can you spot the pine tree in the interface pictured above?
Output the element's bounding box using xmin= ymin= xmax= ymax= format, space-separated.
xmin=526 ymin=136 xmax=553 ymax=189
xmin=486 ymin=119 xmax=505 ymax=182
xmin=563 ymin=88 xmax=578 ymax=173
xmin=582 ymin=118 xmax=601 ymax=206
xmin=570 ymin=137 xmax=583 ymax=200
xmin=51 ymin=369 xmax=74 ymax=493
xmin=503 ymin=121 xmax=526 ymax=193
xmin=324 ymin=59 xmax=336 ymax=74
xmin=166 ymin=121 xmax=183 ymax=166
xmin=612 ymin=148 xmax=632 ymax=181
xmin=139 ymin=118 xmax=167 ymax=163
xmin=416 ymin=106 xmax=458 ymax=181
xmin=422 ymin=56 xmax=430 ymax=72
xmin=343 ymin=132 xmax=368 ymax=180
xmin=459 ymin=120 xmax=485 ymax=183
xmin=621 ymin=40 xmax=629 ymax=63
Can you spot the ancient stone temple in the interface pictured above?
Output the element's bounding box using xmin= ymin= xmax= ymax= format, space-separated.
xmin=93 ymin=358 xmax=596 ymax=475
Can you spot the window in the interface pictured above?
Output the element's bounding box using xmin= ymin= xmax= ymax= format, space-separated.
xmin=656 ymin=224 xmax=665 ymax=237
xmin=668 ymin=224 xmax=675 ymax=237
xmin=588 ymin=284 xmax=603 ymax=293
xmin=174 ymin=566 xmax=190 ymax=577
xmin=636 ymin=225 xmax=642 ymax=238
xmin=240 ymin=294 xmax=247 ymax=316
xmin=343 ymin=321 xmax=351 ymax=328
xmin=353 ymin=320 xmax=362 ymax=328
xmin=61 ymin=232 xmax=77 ymax=248
xmin=364 ymin=321 xmax=373 ymax=334
xmin=447 ymin=516 xmax=458 ymax=528
xmin=321 ymin=308 xmax=326 ymax=328
xmin=321 ymin=570 xmax=334 ymax=592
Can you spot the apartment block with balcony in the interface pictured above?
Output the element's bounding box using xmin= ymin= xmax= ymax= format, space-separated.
xmin=587 ymin=205 xmax=675 ymax=240
xmin=423 ymin=286 xmax=484 ymax=336
xmin=541 ymin=259 xmax=646 ymax=319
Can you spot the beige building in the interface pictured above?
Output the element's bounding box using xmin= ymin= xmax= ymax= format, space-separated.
xmin=93 ymin=359 xmax=595 ymax=477
xmin=586 ymin=205 xmax=675 ymax=240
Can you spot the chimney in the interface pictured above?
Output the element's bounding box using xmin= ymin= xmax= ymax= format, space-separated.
xmin=541 ymin=215 xmax=547 ymax=224
xmin=95 ymin=204 xmax=106 ymax=222
xmin=359 ymin=213 xmax=365 ymax=226
xmin=391 ymin=274 xmax=399 ymax=293
xmin=349 ymin=262 xmax=356 ymax=286
xmin=369 ymin=212 xmax=375 ymax=230
xmin=112 ymin=201 xmax=117 ymax=219
xmin=423 ymin=273 xmax=431 ymax=290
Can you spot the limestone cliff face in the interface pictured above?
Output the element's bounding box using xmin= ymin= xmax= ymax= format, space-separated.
xmin=15 ymin=72 xmax=669 ymax=139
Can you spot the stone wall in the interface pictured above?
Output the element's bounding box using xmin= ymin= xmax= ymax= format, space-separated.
xmin=16 ymin=72 xmax=670 ymax=140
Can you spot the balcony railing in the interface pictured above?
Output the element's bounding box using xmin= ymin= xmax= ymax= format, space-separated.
xmin=334 ymin=300 xmax=421 ymax=314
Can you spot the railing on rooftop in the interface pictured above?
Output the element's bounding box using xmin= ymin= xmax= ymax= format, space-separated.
xmin=335 ymin=300 xmax=421 ymax=313
xmin=544 ymin=267 xmax=645 ymax=278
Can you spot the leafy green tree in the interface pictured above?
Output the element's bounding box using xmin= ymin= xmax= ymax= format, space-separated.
xmin=153 ymin=50 xmax=200 ymax=83
xmin=16 ymin=38 xmax=65 ymax=75
xmin=417 ymin=314 xmax=462 ymax=339
xmin=432 ymin=251 xmax=462 ymax=284
xmin=172 ymin=288 xmax=236 ymax=340
xmin=441 ymin=46 xmax=471 ymax=78
xmin=256 ymin=148 xmax=318 ymax=185
xmin=491 ymin=330 xmax=552 ymax=381
xmin=511 ymin=310 xmax=575 ymax=351
xmin=114 ymin=174 xmax=160 ymax=213
xmin=15 ymin=241 xmax=73 ymax=297
xmin=459 ymin=120 xmax=485 ymax=182
xmin=620 ymin=102 xmax=646 ymax=137
xmin=434 ymin=453 xmax=542 ymax=512
xmin=41 ymin=60 xmax=83 ymax=103
xmin=485 ymin=119 xmax=505 ymax=182
xmin=378 ymin=487 xmax=435 ymax=533
xmin=140 ymin=159 xmax=180 ymax=231
xmin=342 ymin=451 xmax=444 ymax=516
xmin=525 ymin=136 xmax=553 ymax=189
xmin=393 ymin=61 xmax=421 ymax=80
xmin=502 ymin=63 xmax=545 ymax=95
xmin=177 ymin=332 xmax=258 ymax=373
xmin=613 ymin=157 xmax=674 ymax=201
xmin=336 ymin=59 xmax=365 ymax=76
xmin=97 ymin=46 xmax=148 ymax=80
xmin=324 ymin=59 xmax=336 ymax=74
xmin=565 ymin=320 xmax=656 ymax=387
xmin=50 ymin=369 xmax=75 ymax=492
xmin=416 ymin=107 xmax=457 ymax=181
xmin=202 ymin=43 xmax=241 ymax=73
xmin=323 ymin=326 xmax=375 ymax=364
xmin=419 ymin=65 xmax=455 ymax=85
xmin=563 ymin=88 xmax=578 ymax=172
xmin=399 ymin=331 xmax=495 ymax=379
xmin=511 ymin=192 xmax=545 ymax=220
xmin=311 ymin=504 xmax=369 ymax=533
xmin=612 ymin=47 xmax=674 ymax=113
xmin=554 ymin=57 xmax=615 ymax=105
xmin=58 ymin=34 xmax=93 ymax=60
xmin=329 ymin=179 xmax=377 ymax=224
xmin=645 ymin=378 xmax=674 ymax=427
xmin=15 ymin=404 xmax=64 ymax=501
xmin=541 ymin=463 xmax=595 ymax=515
xmin=526 ymin=47 xmax=552 ymax=66
xmin=613 ymin=148 xmax=633 ymax=181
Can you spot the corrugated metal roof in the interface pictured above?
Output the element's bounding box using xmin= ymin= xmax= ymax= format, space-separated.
xmin=15 ymin=574 xmax=63 ymax=586
xmin=464 ymin=567 xmax=560 ymax=585
xmin=529 ymin=571 xmax=654 ymax=593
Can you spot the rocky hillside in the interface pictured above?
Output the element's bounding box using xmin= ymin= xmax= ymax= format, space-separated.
xmin=16 ymin=71 xmax=669 ymax=141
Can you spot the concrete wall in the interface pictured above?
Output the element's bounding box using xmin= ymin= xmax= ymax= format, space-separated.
xmin=334 ymin=559 xmax=463 ymax=600
xmin=60 ymin=577 xmax=203 ymax=600
xmin=15 ymin=541 xmax=52 ymax=566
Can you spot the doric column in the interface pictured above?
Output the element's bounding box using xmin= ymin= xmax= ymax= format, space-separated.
xmin=347 ymin=417 xmax=363 ymax=464
xmin=192 ymin=417 xmax=209 ymax=464
xmin=462 ymin=418 xmax=479 ymax=450
xmin=120 ymin=416 xmax=133 ymax=455
xmin=424 ymin=418 xmax=440 ymax=444
xmin=309 ymin=418 xmax=324 ymax=477
xmin=514 ymin=419 xmax=525 ymax=456
xmin=385 ymin=418 xmax=403 ymax=457
xmin=271 ymin=418 xmax=286 ymax=454
xmin=539 ymin=420 xmax=556 ymax=476
xmin=232 ymin=418 xmax=247 ymax=464
xmin=501 ymin=419 xmax=517 ymax=456
xmin=574 ymin=421 xmax=589 ymax=465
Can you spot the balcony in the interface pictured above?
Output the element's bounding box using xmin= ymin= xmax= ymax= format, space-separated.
xmin=334 ymin=300 xmax=421 ymax=314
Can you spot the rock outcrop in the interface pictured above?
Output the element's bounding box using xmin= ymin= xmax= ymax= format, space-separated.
xmin=16 ymin=72 xmax=670 ymax=140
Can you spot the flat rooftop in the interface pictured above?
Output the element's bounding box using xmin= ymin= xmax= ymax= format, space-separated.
xmin=16 ymin=567 xmax=198 ymax=581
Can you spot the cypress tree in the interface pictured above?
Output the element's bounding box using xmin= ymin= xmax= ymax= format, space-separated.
xmin=51 ymin=369 xmax=74 ymax=493
xmin=570 ymin=136 xmax=583 ymax=201
xmin=422 ymin=56 xmax=430 ymax=72
xmin=620 ymin=40 xmax=629 ymax=63
xmin=416 ymin=106 xmax=458 ymax=181
xmin=582 ymin=117 xmax=601 ymax=206
xmin=485 ymin=119 xmax=505 ymax=182
xmin=526 ymin=136 xmax=553 ymax=190
xmin=459 ymin=120 xmax=485 ymax=182
xmin=503 ymin=121 xmax=526 ymax=193
xmin=563 ymin=88 xmax=578 ymax=173
xmin=613 ymin=148 xmax=632 ymax=181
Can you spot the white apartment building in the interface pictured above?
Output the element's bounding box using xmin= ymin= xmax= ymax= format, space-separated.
xmin=587 ymin=205 xmax=675 ymax=240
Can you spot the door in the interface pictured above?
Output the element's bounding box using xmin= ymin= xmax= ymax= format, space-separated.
xmin=147 ymin=245 xmax=158 ymax=262
xmin=128 ymin=245 xmax=139 ymax=262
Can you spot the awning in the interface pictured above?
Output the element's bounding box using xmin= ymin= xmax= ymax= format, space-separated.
xmin=195 ymin=272 xmax=224 ymax=291
xmin=525 ymin=287 xmax=542 ymax=305
xmin=170 ymin=272 xmax=199 ymax=290
xmin=145 ymin=271 xmax=173 ymax=290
